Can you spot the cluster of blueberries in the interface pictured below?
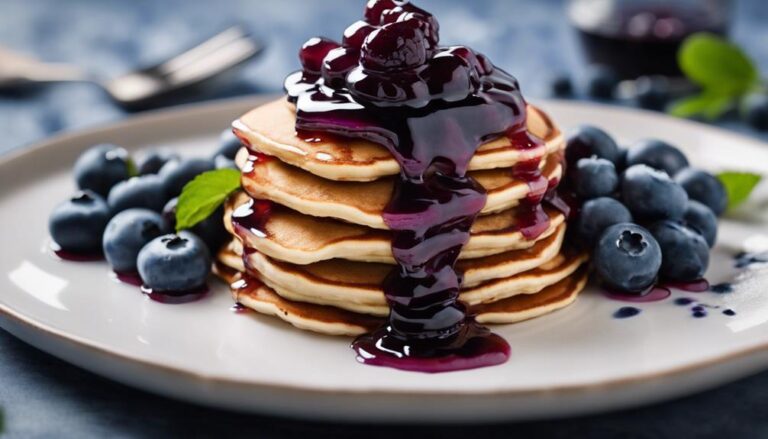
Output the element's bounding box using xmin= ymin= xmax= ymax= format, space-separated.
xmin=551 ymin=65 xmax=673 ymax=111
xmin=551 ymin=66 xmax=768 ymax=131
xmin=48 ymin=130 xmax=241 ymax=293
xmin=565 ymin=125 xmax=727 ymax=294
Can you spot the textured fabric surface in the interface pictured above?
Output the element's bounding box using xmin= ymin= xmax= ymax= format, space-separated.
xmin=1 ymin=0 xmax=767 ymax=437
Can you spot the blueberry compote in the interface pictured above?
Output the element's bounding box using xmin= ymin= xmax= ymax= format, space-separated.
xmin=279 ymin=0 xmax=555 ymax=372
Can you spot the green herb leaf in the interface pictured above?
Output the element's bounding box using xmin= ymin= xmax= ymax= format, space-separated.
xmin=668 ymin=92 xmax=734 ymax=120
xmin=679 ymin=33 xmax=759 ymax=95
xmin=175 ymin=169 xmax=241 ymax=232
xmin=126 ymin=157 xmax=138 ymax=177
xmin=717 ymin=171 xmax=762 ymax=210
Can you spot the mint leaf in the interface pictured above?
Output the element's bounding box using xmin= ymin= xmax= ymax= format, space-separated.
xmin=679 ymin=33 xmax=759 ymax=95
xmin=176 ymin=169 xmax=241 ymax=232
xmin=126 ymin=157 xmax=138 ymax=177
xmin=717 ymin=171 xmax=762 ymax=210
xmin=668 ymin=92 xmax=734 ymax=120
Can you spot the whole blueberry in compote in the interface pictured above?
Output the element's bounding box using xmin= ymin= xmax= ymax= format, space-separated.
xmin=107 ymin=175 xmax=166 ymax=213
xmin=424 ymin=52 xmax=476 ymax=102
xmin=343 ymin=20 xmax=376 ymax=49
xmin=674 ymin=168 xmax=728 ymax=216
xmin=102 ymin=209 xmax=167 ymax=273
xmin=595 ymin=223 xmax=662 ymax=294
xmin=625 ymin=139 xmax=689 ymax=176
xmin=299 ymin=37 xmax=340 ymax=74
xmin=137 ymin=233 xmax=211 ymax=293
xmin=574 ymin=157 xmax=619 ymax=199
xmin=158 ymin=158 xmax=214 ymax=199
xmin=322 ymin=47 xmax=360 ymax=88
xmin=565 ymin=125 xmax=621 ymax=167
xmin=550 ymin=73 xmax=573 ymax=97
xmin=162 ymin=197 xmax=228 ymax=253
xmin=742 ymin=93 xmax=768 ymax=131
xmin=361 ymin=19 xmax=427 ymax=71
xmin=634 ymin=76 xmax=671 ymax=111
xmin=49 ymin=190 xmax=111 ymax=254
xmin=621 ymin=164 xmax=688 ymax=221
xmin=585 ymin=65 xmax=619 ymax=100
xmin=364 ymin=0 xmax=397 ymax=24
xmin=73 ymin=144 xmax=133 ymax=197
xmin=137 ymin=149 xmax=179 ymax=175
xmin=649 ymin=220 xmax=710 ymax=282
xmin=683 ymin=200 xmax=718 ymax=247
xmin=213 ymin=129 xmax=242 ymax=161
xmin=577 ymin=197 xmax=633 ymax=244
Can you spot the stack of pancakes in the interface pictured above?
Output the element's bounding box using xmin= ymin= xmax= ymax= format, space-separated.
xmin=215 ymin=99 xmax=589 ymax=336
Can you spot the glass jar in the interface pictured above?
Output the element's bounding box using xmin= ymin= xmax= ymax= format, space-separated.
xmin=567 ymin=0 xmax=734 ymax=78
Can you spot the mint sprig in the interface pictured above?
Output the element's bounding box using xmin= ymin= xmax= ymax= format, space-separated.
xmin=175 ymin=169 xmax=241 ymax=232
xmin=717 ymin=171 xmax=762 ymax=210
xmin=669 ymin=33 xmax=762 ymax=120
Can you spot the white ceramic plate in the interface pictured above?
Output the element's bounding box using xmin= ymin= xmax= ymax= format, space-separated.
xmin=1 ymin=96 xmax=768 ymax=423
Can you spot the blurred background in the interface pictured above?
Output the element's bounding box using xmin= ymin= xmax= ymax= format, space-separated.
xmin=0 ymin=0 xmax=767 ymax=154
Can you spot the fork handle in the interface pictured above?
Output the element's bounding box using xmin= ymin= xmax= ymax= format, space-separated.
xmin=158 ymin=26 xmax=263 ymax=86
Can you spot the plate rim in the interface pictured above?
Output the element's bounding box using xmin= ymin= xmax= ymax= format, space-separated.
xmin=1 ymin=95 xmax=768 ymax=399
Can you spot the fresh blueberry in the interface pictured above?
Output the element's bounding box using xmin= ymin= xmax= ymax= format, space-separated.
xmin=674 ymin=168 xmax=728 ymax=216
xmin=621 ymin=165 xmax=688 ymax=221
xmin=49 ymin=191 xmax=111 ymax=254
xmin=585 ymin=65 xmax=619 ymax=100
xmin=550 ymin=73 xmax=573 ymax=97
xmin=574 ymin=157 xmax=619 ymax=199
xmin=73 ymin=144 xmax=134 ymax=197
xmin=161 ymin=197 xmax=179 ymax=230
xmin=161 ymin=197 xmax=228 ymax=253
xmin=213 ymin=154 xmax=238 ymax=170
xmin=565 ymin=125 xmax=621 ymax=167
xmin=683 ymin=200 xmax=718 ymax=247
xmin=107 ymin=175 xmax=167 ymax=213
xmin=577 ymin=197 xmax=633 ymax=243
xmin=594 ymin=223 xmax=662 ymax=294
xmin=191 ymin=207 xmax=229 ymax=253
xmin=137 ymin=233 xmax=211 ymax=292
xmin=137 ymin=149 xmax=179 ymax=175
xmin=159 ymin=158 xmax=214 ymax=199
xmin=615 ymin=147 xmax=628 ymax=172
xmin=213 ymin=129 xmax=242 ymax=160
xmin=625 ymin=139 xmax=689 ymax=176
xmin=742 ymin=93 xmax=768 ymax=131
xmin=634 ymin=76 xmax=671 ymax=111
xmin=102 ymin=209 xmax=167 ymax=273
xmin=649 ymin=221 xmax=710 ymax=282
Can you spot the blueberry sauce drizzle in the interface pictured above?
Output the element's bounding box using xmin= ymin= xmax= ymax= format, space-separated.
xmin=604 ymin=286 xmax=671 ymax=303
xmin=277 ymin=0 xmax=566 ymax=372
xmin=613 ymin=307 xmax=641 ymax=318
xmin=140 ymin=284 xmax=209 ymax=304
xmin=50 ymin=243 xmax=103 ymax=262
xmin=710 ymin=283 xmax=733 ymax=294
xmin=662 ymin=279 xmax=709 ymax=292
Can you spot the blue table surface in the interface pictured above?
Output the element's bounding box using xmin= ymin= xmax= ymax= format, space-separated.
xmin=1 ymin=0 xmax=768 ymax=437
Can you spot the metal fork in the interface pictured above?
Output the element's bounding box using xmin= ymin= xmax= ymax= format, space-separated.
xmin=0 ymin=25 xmax=263 ymax=109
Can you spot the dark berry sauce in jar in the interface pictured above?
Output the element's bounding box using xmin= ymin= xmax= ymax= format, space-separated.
xmin=282 ymin=0 xmax=558 ymax=372
xmin=568 ymin=0 xmax=732 ymax=78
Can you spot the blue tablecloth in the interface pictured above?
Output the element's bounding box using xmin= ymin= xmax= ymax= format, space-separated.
xmin=1 ymin=0 xmax=767 ymax=437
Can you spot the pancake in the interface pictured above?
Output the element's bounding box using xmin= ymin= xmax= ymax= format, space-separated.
xmin=218 ymin=240 xmax=584 ymax=316
xmin=233 ymin=99 xmax=563 ymax=182
xmin=224 ymin=192 xmax=566 ymax=265
xmin=218 ymin=263 xmax=589 ymax=336
xmin=238 ymin=148 xmax=564 ymax=229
